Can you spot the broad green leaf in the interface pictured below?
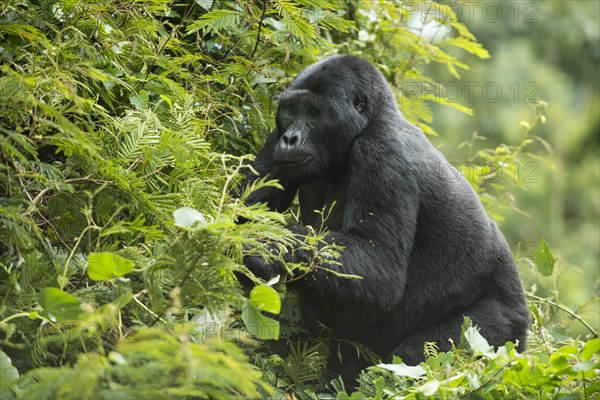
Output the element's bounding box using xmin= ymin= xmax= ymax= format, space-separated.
xmin=0 ymin=351 xmax=19 ymax=385
xmin=173 ymin=207 xmax=207 ymax=228
xmin=556 ymin=344 xmax=577 ymax=355
xmin=0 ymin=351 xmax=19 ymax=399
xmin=536 ymin=237 xmax=555 ymax=276
xmin=550 ymin=353 xmax=569 ymax=371
xmin=241 ymin=300 xmax=280 ymax=340
xmin=241 ymin=285 xmax=281 ymax=340
xmin=248 ymin=285 xmax=281 ymax=314
xmin=581 ymin=338 xmax=600 ymax=361
xmin=87 ymin=252 xmax=135 ymax=281
xmin=38 ymin=287 xmax=83 ymax=321
xmin=377 ymin=363 xmax=426 ymax=378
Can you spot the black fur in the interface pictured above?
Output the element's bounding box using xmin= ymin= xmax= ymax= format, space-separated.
xmin=242 ymin=55 xmax=530 ymax=382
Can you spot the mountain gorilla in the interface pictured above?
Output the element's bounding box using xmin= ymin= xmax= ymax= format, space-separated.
xmin=242 ymin=55 xmax=530 ymax=383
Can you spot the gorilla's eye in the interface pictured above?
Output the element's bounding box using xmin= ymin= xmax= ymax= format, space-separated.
xmin=278 ymin=107 xmax=295 ymax=125
xmin=306 ymin=106 xmax=319 ymax=119
xmin=354 ymin=96 xmax=366 ymax=113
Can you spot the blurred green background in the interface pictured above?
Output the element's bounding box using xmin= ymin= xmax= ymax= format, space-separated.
xmin=427 ymin=0 xmax=599 ymax=333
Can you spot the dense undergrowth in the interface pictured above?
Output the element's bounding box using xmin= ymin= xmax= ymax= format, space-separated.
xmin=0 ymin=0 xmax=598 ymax=398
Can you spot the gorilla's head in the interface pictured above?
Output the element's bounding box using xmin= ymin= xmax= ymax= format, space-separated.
xmin=273 ymin=55 xmax=393 ymax=183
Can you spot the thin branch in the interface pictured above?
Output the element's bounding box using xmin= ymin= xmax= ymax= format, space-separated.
xmin=26 ymin=177 xmax=115 ymax=214
xmin=460 ymin=360 xmax=512 ymax=398
xmin=148 ymin=266 xmax=195 ymax=327
xmin=527 ymin=293 xmax=599 ymax=338
xmin=251 ymin=0 xmax=269 ymax=59
xmin=133 ymin=290 xmax=166 ymax=324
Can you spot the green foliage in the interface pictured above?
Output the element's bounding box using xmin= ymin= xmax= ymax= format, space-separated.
xmin=339 ymin=323 xmax=599 ymax=399
xmin=0 ymin=0 xmax=597 ymax=398
xmin=16 ymin=327 xmax=268 ymax=399
xmin=455 ymin=100 xmax=551 ymax=221
xmin=38 ymin=287 xmax=84 ymax=322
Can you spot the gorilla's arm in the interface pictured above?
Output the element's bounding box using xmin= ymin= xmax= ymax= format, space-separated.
xmin=295 ymin=146 xmax=421 ymax=326
xmin=297 ymin=235 xmax=410 ymax=326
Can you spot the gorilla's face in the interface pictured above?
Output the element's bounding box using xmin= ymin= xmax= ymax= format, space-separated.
xmin=273 ymin=58 xmax=374 ymax=183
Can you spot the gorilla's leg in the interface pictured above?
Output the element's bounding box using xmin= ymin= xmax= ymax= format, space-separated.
xmin=390 ymin=294 xmax=528 ymax=364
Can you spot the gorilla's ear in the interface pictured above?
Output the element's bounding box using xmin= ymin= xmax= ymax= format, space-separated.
xmin=353 ymin=95 xmax=366 ymax=113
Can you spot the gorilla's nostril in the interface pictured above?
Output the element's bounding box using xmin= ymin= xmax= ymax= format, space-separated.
xmin=289 ymin=135 xmax=298 ymax=146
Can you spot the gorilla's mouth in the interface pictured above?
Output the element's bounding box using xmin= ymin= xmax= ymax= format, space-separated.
xmin=276 ymin=156 xmax=310 ymax=167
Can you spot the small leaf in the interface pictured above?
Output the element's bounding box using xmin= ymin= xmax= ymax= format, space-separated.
xmin=38 ymin=287 xmax=83 ymax=321
xmin=266 ymin=274 xmax=280 ymax=287
xmin=113 ymin=293 xmax=134 ymax=309
xmin=377 ymin=363 xmax=426 ymax=378
xmin=419 ymin=379 xmax=440 ymax=396
xmin=536 ymin=237 xmax=555 ymax=276
xmin=129 ymin=90 xmax=149 ymax=110
xmin=108 ymin=351 xmax=127 ymax=366
xmin=440 ymin=37 xmax=490 ymax=59
xmin=464 ymin=326 xmax=495 ymax=357
xmin=195 ymin=0 xmax=213 ymax=10
xmin=159 ymin=94 xmax=172 ymax=110
xmin=173 ymin=207 xmax=207 ymax=228
xmin=87 ymin=252 xmax=135 ymax=281
xmin=572 ymin=360 xmax=596 ymax=372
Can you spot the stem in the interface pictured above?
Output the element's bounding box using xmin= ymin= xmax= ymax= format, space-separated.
xmin=251 ymin=0 xmax=269 ymax=59
xmin=133 ymin=293 xmax=166 ymax=324
xmin=26 ymin=177 xmax=115 ymax=214
xmin=60 ymin=226 xmax=91 ymax=290
xmin=0 ymin=311 xmax=32 ymax=326
xmin=460 ymin=360 xmax=512 ymax=398
xmin=149 ymin=264 xmax=195 ymax=327
xmin=527 ymin=293 xmax=599 ymax=338
xmin=0 ymin=340 xmax=28 ymax=349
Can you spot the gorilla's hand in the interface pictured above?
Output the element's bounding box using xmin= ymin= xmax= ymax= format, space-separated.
xmin=243 ymin=226 xmax=311 ymax=281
